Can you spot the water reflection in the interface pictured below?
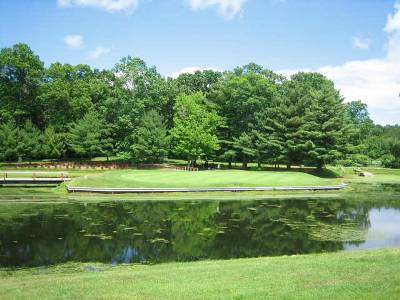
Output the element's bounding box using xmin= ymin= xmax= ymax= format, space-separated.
xmin=0 ymin=184 xmax=399 ymax=267
xmin=345 ymin=208 xmax=400 ymax=251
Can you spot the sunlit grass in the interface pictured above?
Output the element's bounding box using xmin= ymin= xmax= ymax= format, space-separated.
xmin=69 ymin=169 xmax=335 ymax=188
xmin=1 ymin=248 xmax=399 ymax=299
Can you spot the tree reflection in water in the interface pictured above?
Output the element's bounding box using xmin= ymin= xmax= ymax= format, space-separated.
xmin=1 ymin=184 xmax=400 ymax=268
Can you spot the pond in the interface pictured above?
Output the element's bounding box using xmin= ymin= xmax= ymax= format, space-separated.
xmin=0 ymin=183 xmax=399 ymax=268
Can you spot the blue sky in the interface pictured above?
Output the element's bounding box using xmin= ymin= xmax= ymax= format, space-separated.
xmin=1 ymin=0 xmax=399 ymax=125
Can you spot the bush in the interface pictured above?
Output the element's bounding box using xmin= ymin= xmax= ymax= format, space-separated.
xmin=380 ymin=154 xmax=400 ymax=168
xmin=335 ymin=154 xmax=371 ymax=167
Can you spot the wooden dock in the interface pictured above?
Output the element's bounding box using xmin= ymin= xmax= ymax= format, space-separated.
xmin=1 ymin=171 xmax=70 ymax=185
xmin=66 ymin=184 xmax=347 ymax=194
xmin=1 ymin=178 xmax=71 ymax=185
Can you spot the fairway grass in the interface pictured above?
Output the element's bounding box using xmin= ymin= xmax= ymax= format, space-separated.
xmin=69 ymin=169 xmax=335 ymax=188
xmin=341 ymin=167 xmax=400 ymax=184
xmin=1 ymin=248 xmax=399 ymax=299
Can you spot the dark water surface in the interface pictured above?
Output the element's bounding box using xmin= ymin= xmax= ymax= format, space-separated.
xmin=0 ymin=183 xmax=399 ymax=267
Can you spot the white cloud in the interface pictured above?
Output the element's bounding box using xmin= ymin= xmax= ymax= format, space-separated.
xmin=279 ymin=58 xmax=400 ymax=125
xmin=58 ymin=0 xmax=72 ymax=6
xmin=171 ymin=66 xmax=221 ymax=78
xmin=385 ymin=3 xmax=400 ymax=33
xmin=186 ymin=0 xmax=247 ymax=20
xmin=64 ymin=34 xmax=83 ymax=48
xmin=87 ymin=46 xmax=110 ymax=59
xmin=278 ymin=2 xmax=400 ymax=125
xmin=57 ymin=0 xmax=138 ymax=13
xmin=58 ymin=0 xmax=249 ymax=17
xmin=352 ymin=36 xmax=371 ymax=50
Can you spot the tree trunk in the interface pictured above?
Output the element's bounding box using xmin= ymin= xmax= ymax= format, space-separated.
xmin=286 ymin=164 xmax=291 ymax=169
xmin=228 ymin=160 xmax=232 ymax=169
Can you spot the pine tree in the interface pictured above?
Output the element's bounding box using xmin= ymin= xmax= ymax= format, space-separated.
xmin=286 ymin=72 xmax=352 ymax=168
xmin=233 ymin=132 xmax=256 ymax=168
xmin=68 ymin=111 xmax=113 ymax=159
xmin=41 ymin=126 xmax=66 ymax=159
xmin=130 ymin=110 xmax=170 ymax=163
xmin=0 ymin=121 xmax=19 ymax=161
xmin=16 ymin=120 xmax=41 ymax=162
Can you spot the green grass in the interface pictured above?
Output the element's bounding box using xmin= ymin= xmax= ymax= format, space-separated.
xmin=1 ymin=166 xmax=399 ymax=198
xmin=0 ymin=248 xmax=399 ymax=299
xmin=339 ymin=167 xmax=400 ymax=184
xmin=69 ymin=169 xmax=335 ymax=188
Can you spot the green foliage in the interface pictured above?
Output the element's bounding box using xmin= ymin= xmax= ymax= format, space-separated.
xmin=211 ymin=64 xmax=280 ymax=140
xmin=0 ymin=121 xmax=19 ymax=161
xmin=68 ymin=111 xmax=113 ymax=159
xmin=233 ymin=132 xmax=256 ymax=168
xmin=170 ymin=92 xmax=222 ymax=162
xmin=250 ymin=72 xmax=352 ymax=169
xmin=381 ymin=140 xmax=400 ymax=168
xmin=41 ymin=126 xmax=66 ymax=159
xmin=16 ymin=120 xmax=42 ymax=161
xmin=0 ymin=44 xmax=44 ymax=126
xmin=299 ymin=73 xmax=353 ymax=168
xmin=210 ymin=63 xmax=282 ymax=166
xmin=129 ymin=110 xmax=170 ymax=163
xmin=175 ymin=69 xmax=222 ymax=94
xmin=0 ymin=120 xmax=42 ymax=162
xmin=38 ymin=63 xmax=108 ymax=129
xmin=0 ymin=43 xmax=398 ymax=168
xmin=335 ymin=154 xmax=372 ymax=167
xmin=108 ymin=56 xmax=175 ymax=150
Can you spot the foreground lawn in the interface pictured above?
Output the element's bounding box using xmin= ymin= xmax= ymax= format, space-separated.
xmin=69 ymin=169 xmax=334 ymax=188
xmin=1 ymin=248 xmax=399 ymax=299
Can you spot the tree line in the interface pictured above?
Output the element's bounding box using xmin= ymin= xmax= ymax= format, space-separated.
xmin=0 ymin=43 xmax=399 ymax=168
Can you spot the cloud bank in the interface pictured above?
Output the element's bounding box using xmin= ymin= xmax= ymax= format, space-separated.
xmin=352 ymin=36 xmax=371 ymax=50
xmin=87 ymin=46 xmax=110 ymax=59
xmin=58 ymin=0 xmax=248 ymax=18
xmin=280 ymin=2 xmax=400 ymax=125
xmin=64 ymin=34 xmax=83 ymax=48
xmin=186 ymin=0 xmax=247 ymax=19
xmin=57 ymin=0 xmax=139 ymax=13
xmin=171 ymin=66 xmax=221 ymax=78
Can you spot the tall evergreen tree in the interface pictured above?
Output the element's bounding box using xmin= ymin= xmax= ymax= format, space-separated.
xmin=68 ymin=111 xmax=113 ymax=159
xmin=41 ymin=126 xmax=66 ymax=159
xmin=211 ymin=63 xmax=283 ymax=166
xmin=291 ymin=72 xmax=352 ymax=168
xmin=0 ymin=121 xmax=19 ymax=161
xmin=129 ymin=110 xmax=170 ymax=163
xmin=233 ymin=132 xmax=256 ymax=168
xmin=16 ymin=120 xmax=42 ymax=162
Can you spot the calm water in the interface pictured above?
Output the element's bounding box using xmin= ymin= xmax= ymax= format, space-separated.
xmin=0 ymin=183 xmax=399 ymax=267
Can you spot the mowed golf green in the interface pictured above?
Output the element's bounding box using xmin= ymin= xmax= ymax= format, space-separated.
xmin=69 ymin=169 xmax=335 ymax=188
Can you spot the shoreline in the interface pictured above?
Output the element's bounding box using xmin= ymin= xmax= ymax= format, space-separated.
xmin=66 ymin=184 xmax=347 ymax=194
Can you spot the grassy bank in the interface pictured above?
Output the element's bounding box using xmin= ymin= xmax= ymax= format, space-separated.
xmin=69 ymin=169 xmax=334 ymax=188
xmin=340 ymin=167 xmax=400 ymax=184
xmin=1 ymin=248 xmax=399 ymax=299
xmin=1 ymin=166 xmax=399 ymax=199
